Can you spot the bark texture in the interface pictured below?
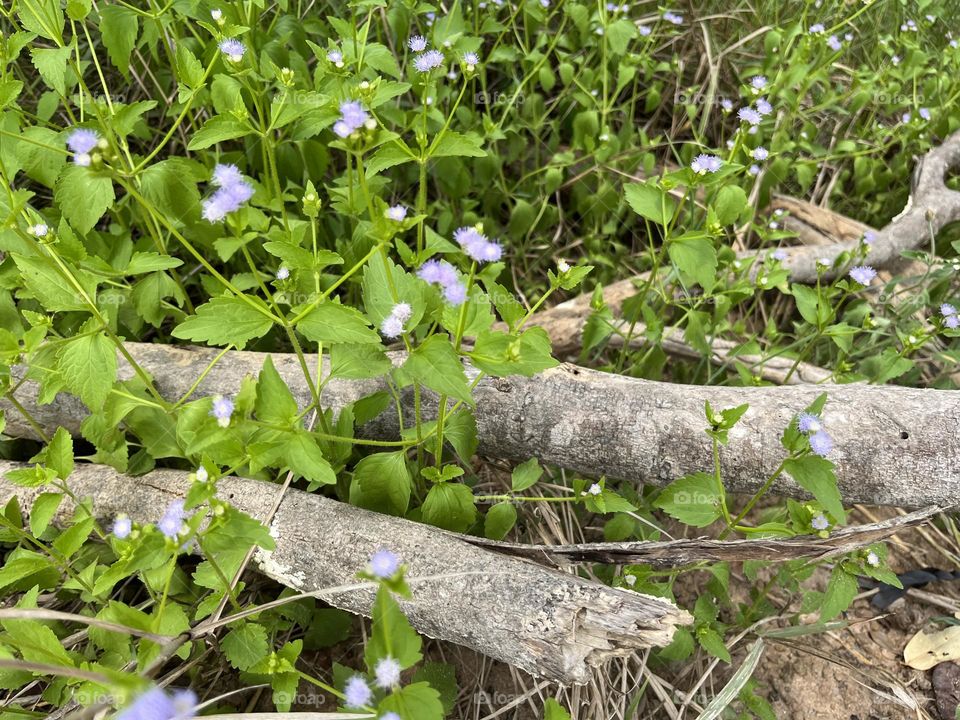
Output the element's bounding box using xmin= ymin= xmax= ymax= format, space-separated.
xmin=0 ymin=460 xmax=689 ymax=684
xmin=4 ymin=343 xmax=960 ymax=508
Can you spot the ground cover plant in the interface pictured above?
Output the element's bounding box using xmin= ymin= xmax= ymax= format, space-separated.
xmin=1 ymin=0 xmax=960 ymax=717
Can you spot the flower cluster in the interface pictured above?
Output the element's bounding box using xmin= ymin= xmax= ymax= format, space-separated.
xmin=218 ymin=38 xmax=246 ymax=63
xmin=811 ymin=514 xmax=830 ymax=531
xmin=453 ymin=226 xmax=502 ymax=263
xmin=408 ymin=35 xmax=446 ymax=73
xmin=691 ymin=154 xmax=722 ymax=174
xmin=202 ymin=164 xmax=253 ymax=222
xmin=117 ymin=687 xmax=197 ymax=720
xmin=797 ymin=412 xmax=832 ymax=457
xmin=66 ymin=128 xmax=100 ymax=166
xmin=417 ymin=259 xmax=467 ymax=305
xmin=210 ymin=395 xmax=234 ymax=427
xmin=848 ymin=265 xmax=876 ymax=286
xmin=333 ymin=100 xmax=372 ymax=139
xmin=662 ymin=10 xmax=683 ymax=25
xmin=158 ymin=500 xmax=187 ymax=540
xmin=380 ymin=302 xmax=412 ymax=338
xmin=941 ymin=303 xmax=959 ymax=329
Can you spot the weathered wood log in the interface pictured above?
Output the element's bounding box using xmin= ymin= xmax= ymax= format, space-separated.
xmin=3 ymin=343 xmax=959 ymax=508
xmin=0 ymin=460 xmax=689 ymax=684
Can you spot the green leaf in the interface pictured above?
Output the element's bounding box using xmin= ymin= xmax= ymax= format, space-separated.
xmin=5 ymin=466 xmax=57 ymax=488
xmin=255 ymin=356 xmax=299 ymax=426
xmin=30 ymin=46 xmax=72 ymax=96
xmin=175 ymin=44 xmax=204 ymax=89
xmin=296 ymin=302 xmax=381 ymax=345
xmin=55 ymin=165 xmax=115 ymax=235
xmin=99 ymin=5 xmax=138 ymax=77
xmin=366 ymin=143 xmax=416 ymax=176
xmin=668 ymin=233 xmax=717 ymax=292
xmin=30 ymin=493 xmax=62 ymax=537
xmin=45 ymin=427 xmax=74 ymax=480
xmin=820 ymin=564 xmax=858 ymax=620
xmin=0 ymin=555 xmax=56 ymax=590
xmin=379 ymin=682 xmax=444 ymax=720
xmin=187 ymin=116 xmax=251 ymax=150
xmin=783 ymin=456 xmax=845 ymax=523
xmin=791 ymin=284 xmax=824 ymax=327
xmin=171 ymin=296 xmax=274 ymax=348
xmin=511 ymin=457 xmax=542 ymax=492
xmin=484 ymin=502 xmax=516 ymax=540
xmin=349 ymin=451 xmax=412 ymax=516
xmin=697 ymin=626 xmax=732 ymax=662
xmin=222 ymin=622 xmax=269 ymax=671
xmin=544 ymin=698 xmax=572 ymax=720
xmin=284 ymin=431 xmax=336 ymax=485
xmin=467 ymin=328 xmax=558 ymax=377
xmin=329 ymin=343 xmax=392 ymax=380
xmin=654 ymin=472 xmax=722 ymax=527
xmin=57 ymin=329 xmax=116 ymax=410
xmin=624 ymin=181 xmax=676 ymax=225
xmin=713 ymin=185 xmax=748 ymax=225
xmin=124 ymin=252 xmax=184 ymax=275
xmin=365 ymin=586 xmax=423 ymax=669
xmin=431 ymin=131 xmax=486 ymax=158
xmin=140 ymin=158 xmax=202 ymax=225
xmin=12 ymin=253 xmax=98 ymax=312
xmin=421 ymin=482 xmax=477 ymax=532
xmin=401 ymin=335 xmax=473 ymax=405
xmin=17 ymin=0 xmax=65 ymax=42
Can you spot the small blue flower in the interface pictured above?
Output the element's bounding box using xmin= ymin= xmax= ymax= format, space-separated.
xmin=848 ymin=265 xmax=877 ymax=286
xmin=344 ymin=676 xmax=372 ymax=708
xmin=863 ymin=230 xmax=876 ymax=246
xmin=369 ymin=548 xmax=400 ymax=578
xmin=218 ymin=38 xmax=246 ymax=62
xmin=797 ymin=413 xmax=822 ymax=433
xmin=809 ymin=23 xmax=825 ymax=34
xmin=386 ymin=205 xmax=407 ymax=221
xmin=772 ymin=249 xmax=788 ymax=261
xmin=662 ymin=11 xmax=683 ymax=25
xmin=113 ymin=515 xmax=132 ymax=539
xmin=720 ymin=97 xmax=733 ymax=112
xmin=212 ymin=163 xmax=244 ymax=188
xmin=443 ymin=281 xmax=468 ymax=305
xmin=413 ymin=49 xmax=445 ymax=73
xmin=276 ymin=267 xmax=290 ymax=280
xmin=691 ymin=154 xmax=722 ymax=174
xmin=919 ymin=107 xmax=931 ymax=121
xmin=327 ymin=49 xmax=343 ymax=64
xmin=380 ymin=315 xmax=404 ymax=338
xmin=66 ymin=128 xmax=99 ymax=154
xmin=158 ymin=500 xmax=186 ymax=540
xmin=809 ymin=430 xmax=833 ymax=457
xmin=202 ymin=165 xmax=253 ymax=222
xmin=117 ymin=687 xmax=197 ymax=720
xmin=811 ymin=514 xmax=830 ymax=531
xmin=463 ymin=52 xmax=480 ymax=68
xmin=948 ymin=315 xmax=960 ymax=330
xmin=374 ymin=657 xmax=402 ymax=688
xmin=748 ymin=164 xmax=760 ymax=176
xmin=381 ymin=714 xmax=401 ymax=720
xmin=826 ymin=35 xmax=842 ymax=51
xmin=750 ymin=75 xmax=767 ymax=90
xmin=737 ymin=107 xmax=762 ymax=125
xmin=755 ymin=97 xmax=773 ymax=115
xmin=638 ymin=24 xmax=652 ymax=36
xmin=210 ymin=396 xmax=234 ymax=427
xmin=751 ymin=147 xmax=769 ymax=161
xmin=940 ymin=303 xmax=957 ymax=318
xmin=408 ymin=35 xmax=428 ymax=52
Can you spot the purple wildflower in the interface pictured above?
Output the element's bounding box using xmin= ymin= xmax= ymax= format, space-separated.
xmin=941 ymin=303 xmax=957 ymax=318
xmin=948 ymin=315 xmax=960 ymax=329
xmin=809 ymin=430 xmax=833 ymax=457
xmin=720 ymin=97 xmax=733 ymax=112
xmin=866 ymin=551 xmax=880 ymax=567
xmin=381 ymin=315 xmax=404 ymax=338
xmin=210 ymin=396 xmax=234 ymax=427
xmin=463 ymin=52 xmax=480 ymax=68
xmin=738 ymin=106 xmax=762 ymax=125
xmin=333 ymin=100 xmax=370 ymax=139
xmin=638 ymin=24 xmax=652 ymax=36
xmin=391 ymin=303 xmax=412 ymax=323
xmin=691 ymin=154 xmax=722 ymax=174
xmin=374 ymin=657 xmax=402 ymax=689
xmin=826 ymin=35 xmax=842 ymax=51
xmin=344 ymin=676 xmax=372 ymax=708
xmin=413 ymin=49 xmax=445 ymax=73
xmin=811 ymin=514 xmax=830 ymax=531
xmin=218 ymin=38 xmax=245 ymax=62
xmin=386 ymin=205 xmax=407 ymax=221
xmin=797 ymin=413 xmax=822 ymax=433
xmin=662 ymin=11 xmax=683 ymax=24
xmin=158 ymin=500 xmax=186 ymax=540
xmin=112 ymin=516 xmax=132 ymax=539
xmin=408 ymin=35 xmax=428 ymax=52
xmin=212 ymin=163 xmax=244 ymax=188
xmin=902 ymin=112 xmax=912 ymax=124
xmin=276 ymin=267 xmax=290 ymax=280
xmin=919 ymin=108 xmax=931 ymax=121
xmin=748 ymin=164 xmax=760 ymax=176
xmin=863 ymin=230 xmax=876 ymax=246
xmin=849 ymin=265 xmax=877 ymax=286
xmin=752 ymin=146 xmax=769 ymax=161
xmin=202 ymin=165 xmax=253 ymax=222
xmin=417 ymin=259 xmax=457 ymax=286
xmin=67 ymin=128 xmax=99 ymax=154
xmin=381 ymin=714 xmax=401 ymax=720
xmin=755 ymin=98 xmax=773 ymax=115
xmin=116 ymin=687 xmax=197 ymax=720
xmin=443 ymin=280 xmax=468 ymax=305
xmin=327 ymin=49 xmax=343 ymax=64
xmin=750 ymin=75 xmax=767 ymax=91
xmin=809 ymin=23 xmax=825 ymax=33
xmin=369 ymin=548 xmax=400 ymax=578
xmin=454 ymin=226 xmax=502 ymax=263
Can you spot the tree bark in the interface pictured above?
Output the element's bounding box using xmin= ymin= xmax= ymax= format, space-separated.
xmin=3 ymin=342 xmax=959 ymax=508
xmin=0 ymin=460 xmax=689 ymax=684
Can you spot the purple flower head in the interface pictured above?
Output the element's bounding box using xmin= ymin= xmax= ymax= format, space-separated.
xmin=113 ymin=515 xmax=132 ymax=539
xmin=158 ymin=500 xmax=186 ymax=540
xmin=901 ymin=112 xmax=912 ymax=124
xmin=750 ymin=75 xmax=767 ymax=90
xmin=772 ymin=249 xmax=788 ymax=261
xmin=863 ymin=230 xmax=876 ymax=246
xmin=866 ymin=551 xmax=880 ymax=566
xmin=218 ymin=38 xmax=246 ymax=61
xmin=691 ymin=154 xmax=722 ymax=174
xmin=391 ymin=302 xmax=413 ymax=323
xmin=941 ymin=303 xmax=957 ymax=318
xmin=414 ymin=49 xmax=445 ymax=73
xmin=720 ymin=97 xmax=733 ymax=112
xmin=755 ymin=98 xmax=773 ymax=115
xmin=849 ymin=265 xmax=877 ymax=286
xmin=638 ymin=24 xmax=652 ymax=36
xmin=443 ymin=280 xmax=468 ymax=305
xmin=386 ymin=205 xmax=407 ymax=221
xmin=381 ymin=714 xmax=401 ymax=720
xmin=947 ymin=315 xmax=960 ymax=329
xmin=340 ymin=101 xmax=368 ymax=127
xmin=210 ymin=395 xmax=234 ymax=427
xmin=809 ymin=23 xmax=825 ymax=33
xmin=369 ymin=548 xmax=400 ymax=578
xmin=797 ymin=413 xmax=822 ymax=433
xmin=117 ymin=687 xmax=197 ymax=720
xmin=809 ymin=430 xmax=833 ymax=457
xmin=748 ymin=164 xmax=760 ymax=176
xmin=408 ymin=35 xmax=428 ymax=52
xmin=417 ymin=259 xmax=452 ymax=285
xmin=212 ymin=163 xmax=244 ymax=188
xmin=374 ymin=657 xmax=402 ymax=688
xmin=738 ymin=106 xmax=762 ymax=125
xmin=811 ymin=514 xmax=830 ymax=531
xmin=826 ymin=35 xmax=842 ymax=51
xmin=344 ymin=676 xmax=372 ymax=708
xmin=380 ymin=315 xmax=404 ymax=338
xmin=327 ymin=49 xmax=343 ymax=64
xmin=463 ymin=52 xmax=480 ymax=67
xmin=751 ymin=146 xmax=769 ymax=161
xmin=454 ymin=226 xmax=501 ymax=263
xmin=276 ymin=266 xmax=290 ymax=280
xmin=67 ymin=128 xmax=100 ymax=155
xmin=662 ymin=11 xmax=683 ymax=24
xmin=333 ymin=121 xmax=352 ymax=139
xmin=919 ymin=107 xmax=931 ymax=121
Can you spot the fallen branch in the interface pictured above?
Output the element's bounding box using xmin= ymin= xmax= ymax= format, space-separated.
xmin=4 ymin=343 xmax=960 ymax=508
xmin=465 ymin=504 xmax=954 ymax=567
xmin=0 ymin=460 xmax=689 ymax=685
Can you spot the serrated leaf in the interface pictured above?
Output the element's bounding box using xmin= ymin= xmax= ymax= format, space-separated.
xmin=431 ymin=131 xmax=486 ymax=158
xmin=654 ymin=472 xmax=722 ymax=527
xmin=30 ymin=46 xmax=71 ymax=96
xmin=421 ymin=482 xmax=477 ymax=532
xmin=349 ymin=451 xmax=411 ymax=516
xmin=296 ymin=302 xmax=381 ymax=345
xmin=820 ymin=565 xmax=858 ymax=620
xmin=284 ymin=431 xmax=336 ymax=485
xmin=401 ymin=335 xmax=473 ymax=405
xmin=511 ymin=457 xmax=542 ymax=492
xmin=99 ymin=5 xmax=138 ymax=77
xmin=222 ymin=623 xmax=269 ymax=671
xmin=255 ymin=356 xmax=299 ymax=426
xmin=57 ymin=330 xmax=116 ymax=411
xmin=171 ymin=297 xmax=274 ymax=348
xmin=29 ymin=493 xmax=63 ymax=538
xmin=187 ymin=116 xmax=251 ymax=150
xmin=55 ymin=165 xmax=115 ymax=235
xmin=484 ymin=502 xmax=516 ymax=540
xmin=624 ymin=182 xmax=676 ymax=225
xmin=783 ymin=456 xmax=845 ymax=523
xmin=45 ymin=427 xmax=73 ymax=479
